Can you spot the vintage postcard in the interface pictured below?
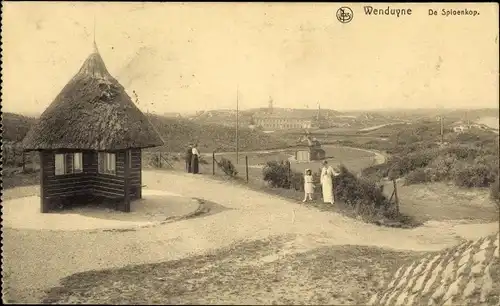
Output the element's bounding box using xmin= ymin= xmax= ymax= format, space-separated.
xmin=1 ymin=2 xmax=499 ymax=305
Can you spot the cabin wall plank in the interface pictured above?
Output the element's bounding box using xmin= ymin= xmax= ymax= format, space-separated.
xmin=41 ymin=149 xmax=143 ymax=208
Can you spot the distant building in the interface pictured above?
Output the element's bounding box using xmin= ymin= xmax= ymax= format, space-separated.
xmin=452 ymin=125 xmax=469 ymax=133
xmin=253 ymin=114 xmax=317 ymax=130
xmin=252 ymin=102 xmax=326 ymax=130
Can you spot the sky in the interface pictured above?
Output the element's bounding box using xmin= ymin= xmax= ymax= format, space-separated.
xmin=2 ymin=2 xmax=499 ymax=115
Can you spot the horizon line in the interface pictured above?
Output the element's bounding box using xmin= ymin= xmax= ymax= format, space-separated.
xmin=5 ymin=105 xmax=499 ymax=117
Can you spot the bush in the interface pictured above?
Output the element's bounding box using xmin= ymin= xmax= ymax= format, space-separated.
xmin=453 ymin=163 xmax=495 ymax=188
xmin=490 ymin=176 xmax=500 ymax=205
xmin=147 ymin=153 xmax=162 ymax=168
xmin=262 ymin=161 xmax=292 ymax=188
xmin=426 ymin=154 xmax=456 ymax=182
xmin=387 ymin=149 xmax=439 ymax=179
xmin=474 ymin=155 xmax=499 ymax=178
xmin=405 ymin=168 xmax=431 ymax=185
xmin=217 ymin=157 xmax=238 ymax=177
xmin=444 ymin=145 xmax=480 ymax=161
xmin=261 ymin=160 xmax=316 ymax=191
xmin=334 ymin=165 xmax=389 ymax=210
xmin=290 ymin=171 xmax=305 ymax=191
xmin=361 ymin=163 xmax=390 ymax=181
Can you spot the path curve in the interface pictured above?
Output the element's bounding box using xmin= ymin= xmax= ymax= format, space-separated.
xmin=3 ymin=170 xmax=497 ymax=303
xmin=2 ymin=189 xmax=200 ymax=231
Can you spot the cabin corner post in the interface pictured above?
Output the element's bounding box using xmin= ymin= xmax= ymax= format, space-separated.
xmin=123 ymin=149 xmax=131 ymax=212
xmin=138 ymin=149 xmax=142 ymax=199
xmin=39 ymin=151 xmax=49 ymax=213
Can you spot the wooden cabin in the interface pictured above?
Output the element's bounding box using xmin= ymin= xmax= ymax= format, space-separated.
xmin=22 ymin=42 xmax=164 ymax=213
xmin=296 ymin=134 xmax=326 ymax=162
xmin=295 ymin=146 xmax=326 ymax=162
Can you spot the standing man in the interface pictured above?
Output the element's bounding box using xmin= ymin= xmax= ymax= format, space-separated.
xmin=192 ymin=143 xmax=200 ymax=174
xmin=185 ymin=143 xmax=193 ymax=173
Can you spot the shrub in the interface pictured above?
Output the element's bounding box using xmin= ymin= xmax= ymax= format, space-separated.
xmin=262 ymin=161 xmax=292 ymax=188
xmin=474 ymin=155 xmax=499 ymax=178
xmin=456 ymin=132 xmax=481 ymax=143
xmin=426 ymin=154 xmax=456 ymax=182
xmin=453 ymin=163 xmax=495 ymax=188
xmin=290 ymin=171 xmax=305 ymax=191
xmin=444 ymin=145 xmax=480 ymax=161
xmin=490 ymin=176 xmax=500 ymax=205
xmin=217 ymin=157 xmax=238 ymax=177
xmin=334 ymin=165 xmax=389 ymax=210
xmin=147 ymin=153 xmax=162 ymax=168
xmin=361 ymin=163 xmax=390 ymax=181
xmin=405 ymin=168 xmax=431 ymax=185
xmin=387 ymin=149 xmax=439 ymax=179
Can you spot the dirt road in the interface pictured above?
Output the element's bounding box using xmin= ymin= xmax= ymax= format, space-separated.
xmin=3 ymin=170 xmax=498 ymax=303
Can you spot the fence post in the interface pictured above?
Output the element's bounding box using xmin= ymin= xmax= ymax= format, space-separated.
xmin=159 ymin=152 xmax=162 ymax=168
xmin=288 ymin=160 xmax=292 ymax=189
xmin=245 ymin=155 xmax=249 ymax=183
xmin=212 ymin=151 xmax=215 ymax=175
xmin=22 ymin=151 xmax=26 ymax=172
xmin=393 ymin=179 xmax=400 ymax=215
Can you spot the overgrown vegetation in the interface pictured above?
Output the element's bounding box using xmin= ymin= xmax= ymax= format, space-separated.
xmin=146 ymin=114 xmax=290 ymax=152
xmin=2 ymin=112 xmax=291 ymax=154
xmin=2 ymin=112 xmax=37 ymax=143
xmin=490 ymin=176 xmax=500 ymax=205
xmin=261 ymin=161 xmax=417 ymax=227
xmin=359 ymin=120 xmax=499 ymax=190
xmin=216 ymin=157 xmax=238 ymax=177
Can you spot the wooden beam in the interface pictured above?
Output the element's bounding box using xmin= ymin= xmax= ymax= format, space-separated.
xmin=393 ymin=179 xmax=400 ymax=215
xmin=212 ymin=151 xmax=215 ymax=175
xmin=39 ymin=151 xmax=49 ymax=213
xmin=245 ymin=155 xmax=249 ymax=183
xmin=138 ymin=149 xmax=142 ymax=199
xmin=123 ymin=149 xmax=131 ymax=212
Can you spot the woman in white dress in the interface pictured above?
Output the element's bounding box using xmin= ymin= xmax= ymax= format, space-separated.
xmin=320 ymin=160 xmax=339 ymax=204
xmin=303 ymin=169 xmax=314 ymax=202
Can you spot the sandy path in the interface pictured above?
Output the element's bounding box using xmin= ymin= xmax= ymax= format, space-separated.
xmin=2 ymin=170 xmax=497 ymax=303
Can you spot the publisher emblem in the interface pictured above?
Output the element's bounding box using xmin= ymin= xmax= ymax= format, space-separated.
xmin=336 ymin=7 xmax=353 ymax=23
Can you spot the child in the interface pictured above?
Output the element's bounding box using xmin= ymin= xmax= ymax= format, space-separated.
xmin=303 ymin=169 xmax=314 ymax=202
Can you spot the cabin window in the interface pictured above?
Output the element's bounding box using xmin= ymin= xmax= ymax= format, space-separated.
xmin=55 ymin=153 xmax=83 ymax=175
xmin=98 ymin=152 xmax=116 ymax=175
xmin=73 ymin=152 xmax=83 ymax=173
xmin=55 ymin=154 xmax=66 ymax=175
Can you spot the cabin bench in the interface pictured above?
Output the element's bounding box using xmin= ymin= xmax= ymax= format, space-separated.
xmin=45 ymin=191 xmax=90 ymax=210
xmin=46 ymin=192 xmax=127 ymax=210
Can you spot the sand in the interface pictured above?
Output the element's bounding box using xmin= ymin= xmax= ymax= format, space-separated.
xmin=2 ymin=170 xmax=498 ymax=303
xmin=2 ymin=189 xmax=200 ymax=231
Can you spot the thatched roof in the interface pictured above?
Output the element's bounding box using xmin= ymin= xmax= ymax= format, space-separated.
xmin=22 ymin=43 xmax=164 ymax=151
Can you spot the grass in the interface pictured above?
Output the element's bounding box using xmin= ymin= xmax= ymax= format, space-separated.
xmin=143 ymin=113 xmax=291 ymax=152
xmin=382 ymin=180 xmax=499 ymax=223
xmin=2 ymin=111 xmax=291 ymax=156
xmin=42 ymin=235 xmax=425 ymax=305
xmin=2 ymin=167 xmax=40 ymax=189
xmin=2 ymin=112 xmax=37 ymax=142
